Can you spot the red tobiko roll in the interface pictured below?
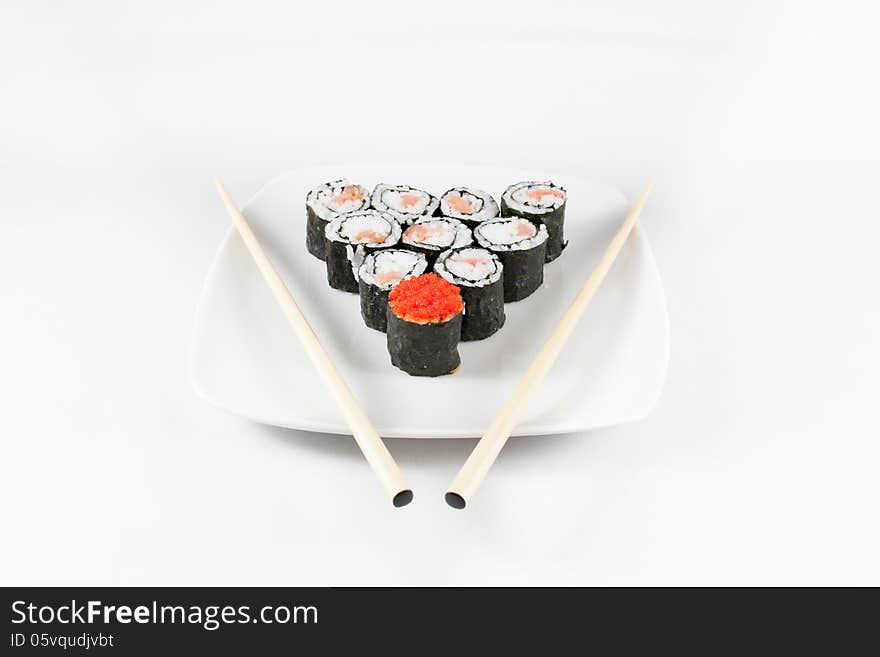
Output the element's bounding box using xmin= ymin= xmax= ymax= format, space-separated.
xmin=386 ymin=272 xmax=464 ymax=376
xmin=389 ymin=273 xmax=463 ymax=324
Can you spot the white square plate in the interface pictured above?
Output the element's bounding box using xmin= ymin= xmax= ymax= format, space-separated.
xmin=191 ymin=165 xmax=668 ymax=438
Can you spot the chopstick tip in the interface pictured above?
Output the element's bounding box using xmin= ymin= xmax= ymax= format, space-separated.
xmin=445 ymin=492 xmax=466 ymax=510
xmin=393 ymin=489 xmax=414 ymax=508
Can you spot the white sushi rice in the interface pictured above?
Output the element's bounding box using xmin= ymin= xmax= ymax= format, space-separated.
xmin=306 ymin=179 xmax=370 ymax=220
xmin=371 ymin=183 xmax=439 ymax=225
xmin=474 ymin=217 xmax=548 ymax=252
xmin=325 ymin=210 xmax=402 ymax=279
xmin=439 ymin=187 xmax=499 ymax=223
xmin=402 ymin=217 xmax=472 ymax=251
xmin=359 ymin=249 xmax=428 ymax=290
xmin=325 ymin=210 xmax=400 ymax=246
xmin=435 ymin=247 xmax=502 ymax=288
xmin=502 ymin=180 xmax=567 ymax=215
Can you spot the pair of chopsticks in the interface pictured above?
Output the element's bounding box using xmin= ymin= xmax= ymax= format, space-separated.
xmin=214 ymin=177 xmax=654 ymax=509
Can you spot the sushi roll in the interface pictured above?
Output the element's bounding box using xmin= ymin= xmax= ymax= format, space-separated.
xmin=371 ymin=183 xmax=439 ymax=226
xmin=438 ymin=187 xmax=499 ymax=227
xmin=324 ymin=210 xmax=401 ymax=293
xmin=500 ymin=181 xmax=567 ymax=263
xmin=473 ymin=217 xmax=548 ymax=302
xmin=434 ymin=247 xmax=505 ymax=341
xmin=358 ymin=249 xmax=429 ymax=332
xmin=386 ymin=273 xmax=463 ymax=377
xmin=401 ymin=217 xmax=472 ymax=267
xmin=305 ymin=179 xmax=370 ymax=260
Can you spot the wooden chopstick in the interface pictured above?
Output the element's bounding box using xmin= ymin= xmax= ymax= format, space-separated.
xmin=213 ymin=178 xmax=414 ymax=508
xmin=445 ymin=182 xmax=656 ymax=509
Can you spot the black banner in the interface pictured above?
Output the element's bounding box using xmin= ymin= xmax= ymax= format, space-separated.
xmin=1 ymin=587 xmax=873 ymax=653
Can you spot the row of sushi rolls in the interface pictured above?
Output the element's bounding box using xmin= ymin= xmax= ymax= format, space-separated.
xmin=305 ymin=179 xmax=568 ymax=377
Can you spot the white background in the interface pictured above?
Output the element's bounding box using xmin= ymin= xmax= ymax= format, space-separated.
xmin=1 ymin=1 xmax=878 ymax=585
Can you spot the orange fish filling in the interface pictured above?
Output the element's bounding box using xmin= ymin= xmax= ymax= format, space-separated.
xmin=389 ymin=273 xmax=463 ymax=323
xmin=404 ymin=222 xmax=445 ymax=243
xmin=352 ymin=229 xmax=388 ymax=243
xmin=446 ymin=195 xmax=475 ymax=214
xmin=374 ymin=270 xmax=405 ymax=286
xmin=455 ymin=255 xmax=487 ymax=268
xmin=526 ymin=187 xmax=564 ymax=203
xmin=399 ymin=193 xmax=421 ymax=209
xmin=515 ymin=221 xmax=537 ymax=237
xmin=334 ymin=185 xmax=365 ymax=204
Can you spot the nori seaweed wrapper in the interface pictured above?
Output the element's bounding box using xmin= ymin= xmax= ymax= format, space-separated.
xmin=386 ymin=309 xmax=462 ymax=377
xmin=359 ymin=278 xmax=392 ymax=332
xmin=501 ymin=197 xmax=567 ymax=263
xmin=441 ymin=215 xmax=482 ymax=230
xmin=458 ymin=278 xmax=505 ymax=341
xmin=326 ymin=241 xmax=371 ymax=293
xmin=403 ymin=243 xmax=444 ymax=269
xmin=306 ymin=204 xmax=330 ymax=260
xmin=495 ymin=242 xmax=546 ymax=302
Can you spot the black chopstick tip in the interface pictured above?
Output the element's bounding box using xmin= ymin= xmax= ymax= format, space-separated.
xmin=393 ymin=490 xmax=414 ymax=508
xmin=445 ymin=492 xmax=466 ymax=510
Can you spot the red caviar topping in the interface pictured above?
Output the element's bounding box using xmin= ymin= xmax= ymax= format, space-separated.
xmin=389 ymin=273 xmax=463 ymax=323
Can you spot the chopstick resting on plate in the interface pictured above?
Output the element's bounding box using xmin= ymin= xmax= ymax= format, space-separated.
xmin=213 ymin=177 xmax=414 ymax=508
xmin=445 ymin=182 xmax=656 ymax=509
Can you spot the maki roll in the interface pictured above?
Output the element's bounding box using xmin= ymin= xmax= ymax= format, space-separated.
xmin=438 ymin=187 xmax=499 ymax=228
xmin=474 ymin=217 xmax=548 ymax=302
xmin=371 ymin=183 xmax=439 ymax=226
xmin=434 ymin=247 xmax=505 ymax=341
xmin=500 ymin=181 xmax=567 ymax=263
xmin=305 ymin=179 xmax=370 ymax=260
xmin=324 ymin=210 xmax=401 ymax=293
xmin=401 ymin=217 xmax=472 ymax=267
xmin=358 ymin=249 xmax=429 ymax=332
xmin=387 ymin=273 xmax=463 ymax=377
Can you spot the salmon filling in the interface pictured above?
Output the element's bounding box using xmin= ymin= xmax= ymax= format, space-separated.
xmin=404 ymin=222 xmax=446 ymax=243
xmin=402 ymin=218 xmax=472 ymax=250
xmin=446 ymin=195 xmax=475 ymax=214
xmin=526 ymin=187 xmax=564 ymax=204
xmin=352 ymin=229 xmax=388 ymax=243
xmin=375 ymin=271 xmax=405 ymax=285
xmin=399 ymin=193 xmax=421 ymax=209
xmin=334 ymin=185 xmax=366 ymax=204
